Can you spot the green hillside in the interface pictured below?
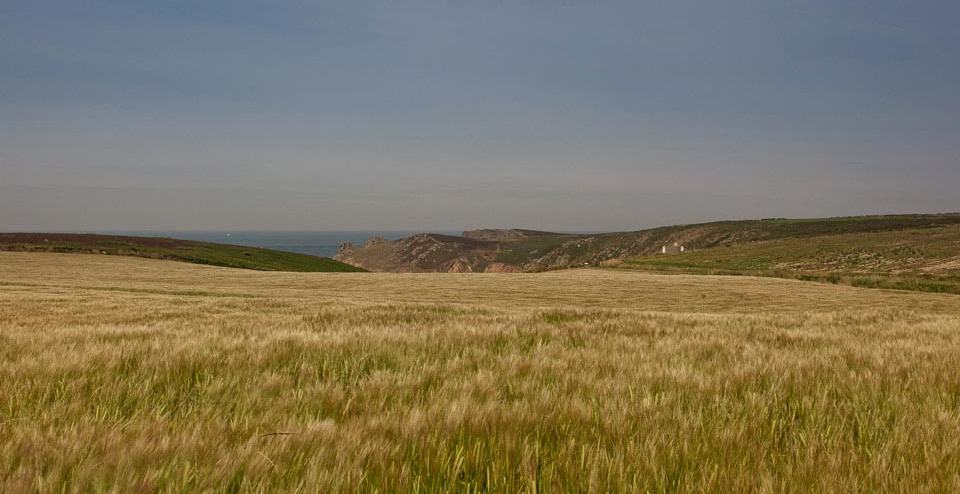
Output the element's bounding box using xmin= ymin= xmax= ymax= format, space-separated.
xmin=0 ymin=233 xmax=365 ymax=272
xmin=496 ymin=213 xmax=960 ymax=272
xmin=615 ymin=220 xmax=960 ymax=294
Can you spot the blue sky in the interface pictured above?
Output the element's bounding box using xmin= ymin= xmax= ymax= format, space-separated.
xmin=1 ymin=1 xmax=958 ymax=231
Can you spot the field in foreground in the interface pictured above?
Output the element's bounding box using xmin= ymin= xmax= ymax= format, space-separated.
xmin=3 ymin=253 xmax=960 ymax=492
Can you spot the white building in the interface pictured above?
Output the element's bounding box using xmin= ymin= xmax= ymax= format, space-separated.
xmin=660 ymin=242 xmax=685 ymax=254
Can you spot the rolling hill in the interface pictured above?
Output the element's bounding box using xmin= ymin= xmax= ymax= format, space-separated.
xmin=334 ymin=214 xmax=960 ymax=292
xmin=0 ymin=233 xmax=365 ymax=272
xmin=616 ymin=221 xmax=960 ymax=293
xmin=498 ymin=213 xmax=960 ymax=271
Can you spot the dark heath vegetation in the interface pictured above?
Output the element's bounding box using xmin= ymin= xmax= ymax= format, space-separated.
xmin=0 ymin=233 xmax=364 ymax=272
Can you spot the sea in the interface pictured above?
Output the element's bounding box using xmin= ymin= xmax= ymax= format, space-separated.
xmin=108 ymin=231 xmax=459 ymax=258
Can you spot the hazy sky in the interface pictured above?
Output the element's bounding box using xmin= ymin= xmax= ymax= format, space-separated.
xmin=2 ymin=1 xmax=958 ymax=231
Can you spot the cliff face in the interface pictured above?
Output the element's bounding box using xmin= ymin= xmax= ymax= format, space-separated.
xmin=335 ymin=230 xmax=573 ymax=272
xmin=334 ymin=229 xmax=635 ymax=272
xmin=336 ymin=234 xmax=501 ymax=272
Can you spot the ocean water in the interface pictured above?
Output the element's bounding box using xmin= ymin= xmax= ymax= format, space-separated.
xmin=108 ymin=231 xmax=458 ymax=258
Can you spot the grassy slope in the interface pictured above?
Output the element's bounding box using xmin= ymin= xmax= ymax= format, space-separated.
xmin=618 ymin=223 xmax=960 ymax=293
xmin=0 ymin=233 xmax=364 ymax=272
xmin=494 ymin=234 xmax=575 ymax=266
xmin=496 ymin=213 xmax=960 ymax=270
xmin=2 ymin=252 xmax=960 ymax=491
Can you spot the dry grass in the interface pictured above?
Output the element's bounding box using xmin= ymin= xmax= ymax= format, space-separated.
xmin=2 ymin=252 xmax=960 ymax=492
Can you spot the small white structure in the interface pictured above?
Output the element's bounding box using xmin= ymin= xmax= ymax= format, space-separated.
xmin=660 ymin=242 xmax=685 ymax=254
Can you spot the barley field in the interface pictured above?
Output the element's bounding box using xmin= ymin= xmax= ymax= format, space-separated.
xmin=2 ymin=252 xmax=960 ymax=492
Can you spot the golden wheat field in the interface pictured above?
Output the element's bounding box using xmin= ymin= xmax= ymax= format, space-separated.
xmin=2 ymin=252 xmax=960 ymax=492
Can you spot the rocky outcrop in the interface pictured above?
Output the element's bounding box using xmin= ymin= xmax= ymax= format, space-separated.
xmin=484 ymin=262 xmax=523 ymax=273
xmin=336 ymin=230 xmax=643 ymax=273
xmin=335 ymin=234 xmax=500 ymax=272
xmin=445 ymin=259 xmax=474 ymax=273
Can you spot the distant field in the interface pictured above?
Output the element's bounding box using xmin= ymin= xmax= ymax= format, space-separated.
xmin=0 ymin=233 xmax=364 ymax=272
xmin=617 ymin=224 xmax=960 ymax=294
xmin=3 ymin=252 xmax=960 ymax=492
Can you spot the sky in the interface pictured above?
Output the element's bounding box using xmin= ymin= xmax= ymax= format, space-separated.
xmin=1 ymin=0 xmax=958 ymax=232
